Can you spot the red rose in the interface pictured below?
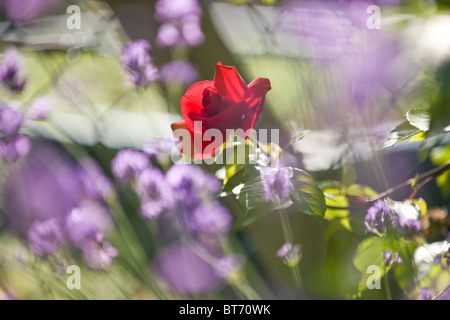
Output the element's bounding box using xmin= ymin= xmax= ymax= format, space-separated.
xmin=171 ymin=62 xmax=271 ymax=159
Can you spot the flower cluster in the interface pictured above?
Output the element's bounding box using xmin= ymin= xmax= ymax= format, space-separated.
xmin=111 ymin=149 xmax=232 ymax=235
xmin=262 ymin=167 xmax=292 ymax=203
xmin=277 ymin=242 xmax=302 ymax=268
xmin=419 ymin=287 xmax=433 ymax=300
xmin=0 ymin=46 xmax=26 ymax=93
xmin=3 ymin=143 xmax=117 ymax=270
xmin=159 ymin=60 xmax=199 ymax=86
xmin=155 ymin=0 xmax=204 ymax=48
xmin=383 ymin=250 xmax=403 ymax=266
xmin=0 ymin=106 xmax=30 ymax=161
xmin=120 ymin=39 xmax=158 ymax=87
xmin=364 ymin=200 xmax=422 ymax=238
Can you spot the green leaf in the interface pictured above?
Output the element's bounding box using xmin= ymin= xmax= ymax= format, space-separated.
xmin=429 ymin=60 xmax=450 ymax=136
xmin=406 ymin=107 xmax=430 ymax=131
xmin=381 ymin=121 xmax=423 ymax=149
xmin=290 ymin=168 xmax=326 ymax=219
xmin=353 ymin=237 xmax=384 ymax=293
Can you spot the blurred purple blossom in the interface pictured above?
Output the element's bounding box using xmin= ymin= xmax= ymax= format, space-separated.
xmin=0 ymin=105 xmax=23 ymax=136
xmin=154 ymin=243 xmax=219 ymax=295
xmin=121 ymin=40 xmax=158 ymax=86
xmin=160 ymin=60 xmax=199 ymax=86
xmin=187 ymin=201 xmax=232 ymax=234
xmin=81 ymin=238 xmax=118 ymax=271
xmin=2 ymin=0 xmax=62 ymax=22
xmin=136 ymin=167 xmax=174 ymax=219
xmin=27 ymin=219 xmax=64 ymax=258
xmin=364 ymin=200 xmax=391 ymax=234
xmin=111 ymin=148 xmax=149 ymax=185
xmin=0 ymin=134 xmax=31 ymax=161
xmin=383 ymin=249 xmax=402 ymax=266
xmin=277 ymin=242 xmax=302 ymax=267
xmin=0 ymin=46 xmax=26 ymax=93
xmin=262 ymin=167 xmax=291 ymax=203
xmin=143 ymin=138 xmax=174 ymax=157
xmin=154 ymin=0 xmax=201 ymax=22
xmin=155 ymin=0 xmax=204 ymax=48
xmin=215 ymin=254 xmax=244 ymax=280
xmin=391 ymin=214 xmax=422 ymax=239
xmin=65 ymin=200 xmax=114 ymax=249
xmin=419 ymin=287 xmax=432 ymax=300
xmin=28 ymin=96 xmax=52 ymax=120
xmin=0 ymin=106 xmax=31 ymax=161
xmin=78 ymin=158 xmax=114 ymax=200
xmin=166 ymin=164 xmax=221 ymax=207
xmin=3 ymin=143 xmax=117 ymax=269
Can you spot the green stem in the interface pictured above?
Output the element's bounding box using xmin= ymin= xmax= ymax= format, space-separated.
xmin=278 ymin=209 xmax=303 ymax=295
xmin=381 ymin=236 xmax=392 ymax=300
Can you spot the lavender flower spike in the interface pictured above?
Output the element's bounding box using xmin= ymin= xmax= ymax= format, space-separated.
xmin=277 ymin=242 xmax=302 ymax=267
xmin=262 ymin=167 xmax=291 ymax=203
xmin=0 ymin=46 xmax=26 ymax=93
xmin=136 ymin=167 xmax=174 ymax=219
xmin=27 ymin=219 xmax=64 ymax=258
xmin=121 ymin=40 xmax=158 ymax=87
xmin=364 ymin=200 xmax=392 ymax=235
xmin=111 ymin=148 xmax=149 ymax=185
xmin=419 ymin=287 xmax=433 ymax=300
xmin=383 ymin=249 xmax=403 ymax=266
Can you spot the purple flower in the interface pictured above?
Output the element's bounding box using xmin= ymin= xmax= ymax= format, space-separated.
xmin=160 ymin=60 xmax=199 ymax=86
xmin=154 ymin=0 xmax=204 ymax=48
xmin=166 ymin=164 xmax=221 ymax=207
xmin=154 ymin=0 xmax=201 ymax=22
xmin=364 ymin=200 xmax=392 ymax=234
xmin=187 ymin=201 xmax=232 ymax=234
xmin=65 ymin=200 xmax=114 ymax=248
xmin=81 ymin=239 xmax=118 ymax=270
xmin=280 ymin=1 xmax=355 ymax=61
xmin=0 ymin=46 xmax=26 ymax=93
xmin=215 ymin=254 xmax=244 ymax=280
xmin=3 ymin=0 xmax=62 ymax=22
xmin=3 ymin=143 xmax=84 ymax=236
xmin=154 ymin=243 xmax=219 ymax=295
xmin=121 ymin=40 xmax=158 ymax=86
xmin=277 ymin=242 xmax=302 ymax=267
xmin=0 ymin=134 xmax=31 ymax=161
xmin=262 ymin=167 xmax=291 ymax=203
xmin=111 ymin=148 xmax=149 ymax=185
xmin=28 ymin=96 xmax=52 ymax=120
xmin=383 ymin=249 xmax=403 ymax=266
xmin=78 ymin=158 xmax=114 ymax=200
xmin=27 ymin=219 xmax=64 ymax=258
xmin=143 ymin=138 xmax=174 ymax=157
xmin=419 ymin=287 xmax=433 ymax=300
xmin=156 ymin=19 xmax=204 ymax=48
xmin=136 ymin=167 xmax=174 ymax=219
xmin=2 ymin=142 xmax=117 ymax=269
xmin=0 ymin=105 xmax=23 ymax=137
xmin=392 ymin=214 xmax=422 ymax=239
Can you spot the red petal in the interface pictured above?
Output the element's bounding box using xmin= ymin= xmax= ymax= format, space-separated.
xmin=248 ymin=77 xmax=271 ymax=98
xmin=180 ymin=80 xmax=214 ymax=133
xmin=170 ymin=120 xmax=222 ymax=160
xmin=213 ymin=62 xmax=248 ymax=103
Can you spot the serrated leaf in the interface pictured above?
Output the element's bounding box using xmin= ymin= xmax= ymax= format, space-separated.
xmin=290 ymin=168 xmax=326 ymax=218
